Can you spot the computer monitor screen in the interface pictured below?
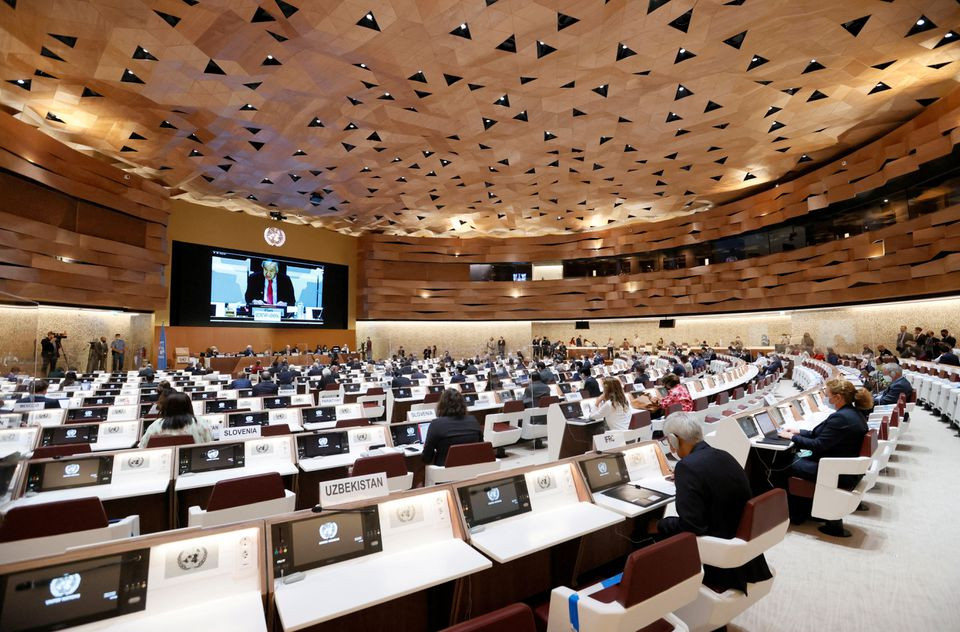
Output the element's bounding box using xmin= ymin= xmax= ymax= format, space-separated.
xmin=206 ymin=399 xmax=238 ymax=413
xmin=390 ymin=424 xmax=421 ymax=446
xmin=811 ymin=392 xmax=825 ymax=409
xmin=796 ymin=397 xmax=811 ymax=416
xmin=497 ymin=390 xmax=514 ymax=402
xmin=227 ymin=411 xmax=269 ymax=427
xmin=560 ymin=402 xmax=583 ymax=419
xmin=296 ymin=431 xmax=349 ymax=459
xmin=459 ymin=382 xmax=476 ymax=393
xmin=578 ymin=454 xmax=629 ymax=492
xmin=190 ymin=391 xmax=216 ymax=401
xmin=736 ymin=415 xmax=759 ymax=438
xmin=427 ymin=385 xmax=444 ymax=394
xmin=67 ymin=408 xmax=108 ymax=422
xmin=41 ymin=425 xmax=97 ymax=446
xmin=82 ymin=396 xmax=114 ymax=407
xmin=393 ymin=388 xmax=412 ymax=399
xmin=462 ymin=393 xmax=479 ymax=406
xmin=263 ymin=396 xmax=291 ymax=409
xmin=301 ymin=407 xmax=337 ymax=423
xmin=271 ymin=509 xmax=382 ymax=576
xmin=237 ymin=389 xmax=254 ymax=398
xmin=458 ymin=475 xmax=532 ymax=528
xmin=178 ymin=443 xmax=245 ymax=475
xmin=0 ymin=550 xmax=149 ymax=632
xmin=559 ymin=383 xmax=573 ymax=393
xmin=343 ymin=383 xmax=361 ymax=393
xmin=27 ymin=456 xmax=113 ymax=493
xmin=754 ymin=411 xmax=778 ymax=436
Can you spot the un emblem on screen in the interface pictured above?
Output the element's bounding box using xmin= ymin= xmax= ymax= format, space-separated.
xmin=406 ymin=427 xmax=415 ymax=436
xmin=318 ymin=437 xmax=329 ymax=447
xmin=49 ymin=573 xmax=81 ymax=598
xmin=597 ymin=462 xmax=608 ymax=475
xmin=319 ymin=521 xmax=339 ymax=541
xmin=65 ymin=428 xmax=77 ymax=438
xmin=177 ymin=547 xmax=208 ymax=571
xmin=486 ymin=487 xmax=501 ymax=502
xmin=206 ymin=449 xmax=220 ymax=461
xmin=64 ymin=463 xmax=80 ymax=476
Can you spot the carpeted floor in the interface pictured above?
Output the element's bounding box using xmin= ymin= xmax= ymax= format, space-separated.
xmin=731 ymin=388 xmax=960 ymax=631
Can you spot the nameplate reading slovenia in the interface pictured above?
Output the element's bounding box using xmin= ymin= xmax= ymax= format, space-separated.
xmin=221 ymin=426 xmax=262 ymax=440
xmin=319 ymin=472 xmax=388 ymax=507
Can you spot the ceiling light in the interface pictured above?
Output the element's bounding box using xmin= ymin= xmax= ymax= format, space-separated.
xmin=460 ymin=23 xmax=467 ymax=29
xmin=679 ymin=47 xmax=685 ymax=53
xmin=916 ymin=19 xmax=925 ymax=26
xmin=883 ymin=199 xmax=889 ymax=203
xmin=359 ymin=63 xmax=367 ymax=68
xmin=752 ymin=56 xmax=758 ymax=62
xmin=366 ymin=13 xmax=373 ymax=20
xmin=810 ymin=59 xmax=816 ymax=63
xmin=266 ymin=55 xmax=274 ymax=60
xmin=16 ymin=79 xmax=24 ymax=84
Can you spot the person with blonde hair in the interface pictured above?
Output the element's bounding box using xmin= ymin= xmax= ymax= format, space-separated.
xmin=779 ymin=379 xmax=870 ymax=516
xmin=593 ymin=378 xmax=632 ymax=431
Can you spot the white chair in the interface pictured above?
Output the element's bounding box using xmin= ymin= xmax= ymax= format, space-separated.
xmin=543 ymin=532 xmax=703 ymax=632
xmin=675 ymin=490 xmax=788 ymax=632
xmin=358 ymin=393 xmax=386 ymax=421
xmin=483 ymin=402 xmax=524 ymax=457
xmin=519 ymin=405 xmax=550 ymax=448
xmin=0 ymin=497 xmax=139 ymax=563
xmin=702 ymin=417 xmax=751 ymax=468
xmin=425 ymin=441 xmax=500 ymax=486
xmin=187 ymin=472 xmax=295 ymax=527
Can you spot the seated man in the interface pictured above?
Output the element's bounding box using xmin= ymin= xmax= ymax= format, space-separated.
xmin=580 ymin=366 xmax=601 ymax=398
xmin=252 ymin=371 xmax=279 ymax=396
xmin=391 ymin=371 xmax=412 ymax=388
xmin=19 ymin=379 xmax=62 ymax=409
xmin=874 ymin=363 xmax=912 ymax=405
xmin=228 ymin=372 xmax=252 ymax=390
xmin=654 ymin=413 xmax=772 ymax=593
xmin=521 ymin=371 xmax=550 ymax=408
xmin=763 ymin=354 xmax=783 ymax=375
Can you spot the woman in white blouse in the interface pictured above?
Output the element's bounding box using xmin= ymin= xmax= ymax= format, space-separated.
xmin=593 ymin=378 xmax=633 ymax=431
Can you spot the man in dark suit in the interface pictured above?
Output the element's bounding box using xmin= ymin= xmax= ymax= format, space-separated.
xmin=521 ymin=372 xmax=551 ymax=408
xmin=229 ymin=373 xmax=253 ymax=390
xmin=941 ymin=329 xmax=957 ymax=349
xmin=244 ymin=259 xmax=295 ymax=306
xmin=449 ymin=369 xmax=466 ymax=384
xmin=464 ymin=360 xmax=478 ymax=375
xmin=307 ymin=362 xmax=324 ymax=377
xmin=938 ymin=345 xmax=960 ymax=367
xmin=875 ymin=363 xmax=913 ymax=405
xmin=252 ymin=372 xmax=279 ymax=396
xmin=276 ymin=367 xmax=297 ymax=385
xmin=580 ymin=366 xmax=601 ymax=398
xmin=138 ymin=364 xmax=155 ymax=381
xmin=763 ymin=354 xmax=782 ymax=376
xmin=318 ymin=367 xmax=339 ymax=390
xmin=537 ymin=362 xmax=556 ymax=384
xmin=410 ymin=367 xmax=427 ymax=379
xmin=40 ymin=332 xmax=58 ymax=376
xmin=391 ymin=372 xmax=412 ymax=388
xmin=895 ymin=325 xmax=913 ymax=353
xmin=655 ymin=413 xmax=773 ymax=593
xmin=20 ymin=380 xmax=62 ymax=409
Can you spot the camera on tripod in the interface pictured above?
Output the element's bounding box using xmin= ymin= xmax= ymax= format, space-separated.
xmin=52 ymin=332 xmax=67 ymax=341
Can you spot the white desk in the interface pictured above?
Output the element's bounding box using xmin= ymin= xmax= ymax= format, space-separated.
xmin=6 ymin=479 xmax=170 ymax=508
xmin=175 ymin=462 xmax=298 ymax=491
xmin=591 ymin=477 xmax=676 ymax=518
xmin=468 ymin=502 xmax=624 ymax=563
xmin=70 ymin=592 xmax=266 ymax=632
xmin=273 ymin=539 xmax=490 ymax=630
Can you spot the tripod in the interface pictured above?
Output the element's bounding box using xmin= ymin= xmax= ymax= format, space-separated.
xmin=55 ymin=337 xmax=68 ymax=369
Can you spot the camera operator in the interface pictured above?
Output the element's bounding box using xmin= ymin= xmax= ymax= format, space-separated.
xmin=40 ymin=331 xmax=59 ymax=375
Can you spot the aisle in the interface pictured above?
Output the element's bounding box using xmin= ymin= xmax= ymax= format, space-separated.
xmin=731 ymin=396 xmax=960 ymax=631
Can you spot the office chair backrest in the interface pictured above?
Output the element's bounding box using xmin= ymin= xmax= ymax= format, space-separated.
xmin=440 ymin=603 xmax=535 ymax=632
xmin=860 ymin=429 xmax=878 ymax=458
xmin=147 ymin=435 xmax=195 ymax=448
xmin=206 ymin=472 xmax=286 ymax=512
xmin=617 ymin=532 xmax=701 ymax=608
xmin=735 ymin=489 xmax=788 ymax=541
xmin=537 ymin=395 xmax=559 ymax=407
xmin=423 ymin=392 xmax=442 ymax=404
xmin=501 ymin=399 xmax=524 ymax=414
xmin=352 ymin=452 xmax=408 ymax=478
xmin=629 ymin=410 xmax=651 ymax=430
xmin=262 ymin=424 xmax=291 ymax=436
xmin=444 ymin=442 xmax=496 ymax=467
xmin=0 ymin=497 xmax=108 ymax=541
xmin=32 ymin=443 xmax=92 ymax=460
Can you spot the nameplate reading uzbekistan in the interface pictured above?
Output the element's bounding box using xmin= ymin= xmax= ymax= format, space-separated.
xmin=319 ymin=472 xmax=389 ymax=507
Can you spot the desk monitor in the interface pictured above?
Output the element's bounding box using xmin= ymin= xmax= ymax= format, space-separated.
xmin=802 ymin=394 xmax=819 ymax=413
xmin=25 ymin=456 xmax=114 ymax=493
xmin=40 ymin=425 xmax=99 ymax=447
xmin=811 ymin=392 xmax=825 ymax=409
xmin=82 ymin=396 xmax=114 ymax=407
xmin=237 ymin=388 xmax=254 ymax=398
xmin=497 ymin=390 xmax=514 ymax=402
xmin=463 ymin=393 xmax=479 ymax=406
xmin=140 ymin=392 xmax=159 ymax=403
xmin=431 ymin=377 xmax=444 ymax=385
xmin=459 ymin=382 xmax=476 ymax=393
xmin=183 ymin=386 xmax=205 ymax=393
xmin=558 ymin=383 xmax=573 ymax=394
xmin=178 ymin=442 xmax=245 ymax=475
xmin=66 ymin=408 xmax=108 ymax=423
xmin=560 ymin=401 xmax=584 ymax=420
xmin=0 ymin=549 xmax=150 ymax=632
xmin=296 ymin=431 xmax=349 ymax=460
xmin=191 ymin=391 xmax=216 ymax=401
xmin=343 ymin=383 xmax=361 ymax=393
xmin=206 ymin=399 xmax=238 ymax=413
xmin=271 ymin=509 xmax=382 ymax=577
xmin=458 ymin=474 xmax=532 ymax=529
xmin=736 ymin=415 xmax=759 ymax=439
xmin=578 ymin=454 xmax=629 ymax=493
xmin=794 ymin=397 xmax=811 ymax=417
xmin=227 ymin=411 xmax=269 ymax=427
xmin=754 ymin=410 xmax=780 ymax=437
xmin=427 ymin=385 xmax=444 ymax=394
xmin=264 ymin=396 xmax=292 ymax=410
xmin=391 ymin=424 xmax=421 ymax=446
xmin=529 ymin=413 xmax=547 ymax=426
xmin=301 ymin=407 xmax=337 ymax=424
xmin=393 ymin=387 xmax=412 ymax=400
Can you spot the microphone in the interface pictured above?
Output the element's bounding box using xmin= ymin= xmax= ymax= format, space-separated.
xmin=310 ymin=504 xmax=378 ymax=514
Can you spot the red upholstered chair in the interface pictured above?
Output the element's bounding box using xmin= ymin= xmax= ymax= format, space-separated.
xmin=0 ymin=497 xmax=139 ymax=563
xmin=188 ymin=471 xmax=295 ymax=527
xmin=502 ymin=399 xmax=525 ymax=414
xmin=324 ymin=383 xmax=340 ymax=390
xmin=335 ymin=418 xmax=370 ymax=428
xmin=714 ymin=391 xmax=729 ymax=406
xmin=423 ymin=391 xmax=442 ymax=404
xmin=664 ymin=403 xmax=683 ymax=416
xmin=365 ymin=387 xmax=385 ymax=396
xmin=538 ymin=395 xmax=559 ymax=407
xmin=675 ymin=489 xmax=788 ymax=631
xmin=442 ymin=603 xmax=535 ymax=632
xmin=146 ymin=435 xmax=195 ymax=448
xmin=32 ymin=443 xmax=92 ymax=460
xmin=425 ymin=441 xmax=499 ymax=485
xmin=351 ymin=452 xmax=413 ymax=491
xmin=621 ymin=410 xmax=653 ymax=443
xmin=540 ymin=532 xmax=702 ymax=632
xmin=262 ymin=423 xmax=292 ymax=436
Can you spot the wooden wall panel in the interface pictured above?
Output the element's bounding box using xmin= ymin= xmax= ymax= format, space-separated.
xmin=0 ymin=111 xmax=169 ymax=312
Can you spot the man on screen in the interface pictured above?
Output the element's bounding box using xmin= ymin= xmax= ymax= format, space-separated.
xmin=244 ymin=260 xmax=295 ymax=307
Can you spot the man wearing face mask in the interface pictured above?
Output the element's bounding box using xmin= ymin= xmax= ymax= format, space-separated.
xmin=651 ymin=412 xmax=773 ymax=593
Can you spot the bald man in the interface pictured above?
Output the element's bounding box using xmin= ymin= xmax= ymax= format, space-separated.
xmin=245 ymin=259 xmax=295 ymax=306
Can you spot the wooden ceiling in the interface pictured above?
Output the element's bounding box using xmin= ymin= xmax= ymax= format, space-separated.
xmin=1 ymin=0 xmax=958 ymax=237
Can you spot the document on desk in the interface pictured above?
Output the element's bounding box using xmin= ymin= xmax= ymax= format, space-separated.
xmin=637 ymin=476 xmax=676 ymax=496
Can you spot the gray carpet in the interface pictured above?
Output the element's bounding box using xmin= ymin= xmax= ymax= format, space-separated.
xmin=731 ymin=398 xmax=960 ymax=631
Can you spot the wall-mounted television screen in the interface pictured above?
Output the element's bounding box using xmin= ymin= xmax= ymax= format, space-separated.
xmin=170 ymin=241 xmax=348 ymax=328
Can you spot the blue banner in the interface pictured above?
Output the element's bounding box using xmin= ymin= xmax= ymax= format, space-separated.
xmin=157 ymin=322 xmax=167 ymax=369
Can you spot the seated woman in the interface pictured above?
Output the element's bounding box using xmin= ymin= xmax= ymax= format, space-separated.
xmin=777 ymin=379 xmax=871 ymax=520
xmin=655 ymin=373 xmax=694 ymax=413
xmin=140 ymin=391 xmax=214 ymax=447
xmin=146 ymin=381 xmax=174 ymax=417
xmin=593 ymin=378 xmax=633 ymax=431
xmin=421 ymin=389 xmax=482 ymax=466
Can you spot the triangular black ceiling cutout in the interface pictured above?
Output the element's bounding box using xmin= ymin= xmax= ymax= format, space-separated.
xmin=496 ymin=34 xmax=517 ymax=53
xmin=868 ymin=81 xmax=891 ymax=95
xmin=128 ymin=131 xmax=146 ymax=140
xmin=617 ymin=43 xmax=637 ymax=61
xmin=648 ymin=0 xmax=671 ymax=14
xmin=154 ymin=10 xmax=181 ymax=27
xmin=905 ymin=15 xmax=936 ymax=37
xmin=802 ymin=59 xmax=825 ymax=73
xmin=450 ymin=23 xmax=471 ymax=39
xmin=39 ymin=46 xmax=64 ymax=61
xmin=747 ymin=54 xmax=768 ymax=70
xmin=593 ymin=84 xmax=608 ymax=97
xmin=443 ymin=73 xmax=462 ymax=85
xmin=119 ymin=145 xmax=136 ymax=153
xmin=80 ymin=86 xmax=101 ymax=97
xmin=674 ymin=84 xmax=693 ymax=100
xmin=807 ymin=89 xmax=828 ymax=102
xmin=204 ymin=59 xmax=225 ymax=74
xmin=520 ymin=76 xmax=536 ymax=84
xmin=668 ymin=9 xmax=692 ymax=33
xmin=557 ymin=13 xmax=579 ymax=30
xmin=723 ymin=31 xmax=747 ymax=49
xmin=674 ymin=47 xmax=696 ymax=63
xmin=536 ymin=41 xmax=556 ymax=58
xmin=357 ymin=11 xmax=380 ymax=31
xmin=251 ymin=6 xmax=275 ymax=22
xmin=704 ymin=100 xmax=722 ymax=112
xmin=841 ymin=15 xmax=870 ymax=37
xmin=49 ymin=34 xmax=77 ymax=48
xmin=267 ymin=31 xmax=288 ymax=42
xmin=275 ymin=0 xmax=298 ymax=18
xmin=934 ymin=31 xmax=958 ymax=49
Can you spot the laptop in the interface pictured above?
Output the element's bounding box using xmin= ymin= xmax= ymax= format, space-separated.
xmin=754 ymin=410 xmax=792 ymax=446
xmin=579 ymin=454 xmax=672 ymax=507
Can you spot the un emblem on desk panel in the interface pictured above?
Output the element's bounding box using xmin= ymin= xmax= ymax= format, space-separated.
xmin=166 ymin=544 xmax=219 ymax=578
xmin=255 ymin=442 xmax=272 ymax=454
xmin=49 ymin=573 xmax=81 ymax=599
xmin=396 ymin=504 xmax=418 ymax=524
xmin=205 ymin=449 xmax=220 ymax=461
xmin=536 ymin=474 xmax=555 ymax=491
xmin=486 ymin=487 xmax=501 ymax=502
xmin=355 ymin=432 xmax=369 ymax=442
xmin=177 ymin=547 xmax=208 ymax=571
xmin=319 ymin=522 xmax=339 ymax=541
xmin=106 ymin=424 xmax=122 ymax=434
xmin=125 ymin=456 xmax=146 ymax=470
